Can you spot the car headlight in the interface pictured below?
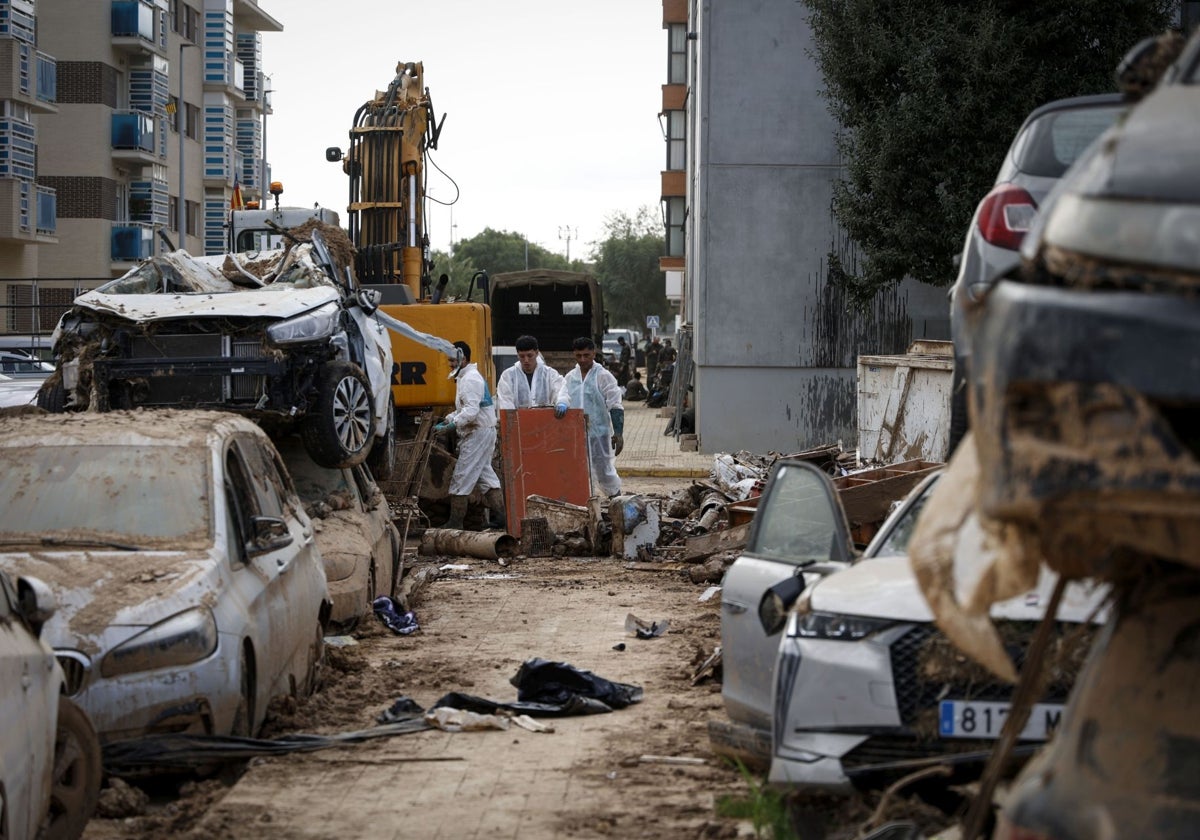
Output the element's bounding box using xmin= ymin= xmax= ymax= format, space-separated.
xmin=266 ymin=302 xmax=340 ymax=345
xmin=792 ymin=610 xmax=894 ymax=641
xmin=101 ymin=608 xmax=218 ymax=678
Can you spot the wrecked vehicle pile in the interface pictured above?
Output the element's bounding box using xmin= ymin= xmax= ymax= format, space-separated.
xmin=39 ymin=223 xmax=394 ymax=471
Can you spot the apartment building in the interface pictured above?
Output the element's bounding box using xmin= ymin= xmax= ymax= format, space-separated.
xmin=658 ymin=0 xmax=949 ymax=454
xmin=0 ymin=0 xmax=280 ymax=335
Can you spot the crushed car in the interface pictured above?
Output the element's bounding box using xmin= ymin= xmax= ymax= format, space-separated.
xmin=39 ymin=224 xmax=394 ymax=472
xmin=0 ymin=409 xmax=331 ymax=743
xmin=0 ymin=567 xmax=101 ymax=840
xmin=275 ymin=435 xmax=402 ymax=629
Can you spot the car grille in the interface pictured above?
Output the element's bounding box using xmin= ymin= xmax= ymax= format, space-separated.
xmin=55 ymin=650 xmax=90 ymax=696
xmin=126 ymin=332 xmax=269 ymax=405
xmin=890 ymin=622 xmax=1090 ymax=726
xmin=842 ymin=733 xmax=997 ymax=771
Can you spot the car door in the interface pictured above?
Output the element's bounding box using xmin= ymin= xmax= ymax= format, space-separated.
xmin=720 ymin=460 xmax=854 ymax=730
xmin=0 ymin=571 xmax=58 ymax=840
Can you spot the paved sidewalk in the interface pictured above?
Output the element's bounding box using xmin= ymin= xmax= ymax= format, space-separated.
xmin=618 ymin=399 xmax=711 ymax=478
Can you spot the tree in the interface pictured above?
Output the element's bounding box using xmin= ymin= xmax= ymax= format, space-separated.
xmin=589 ymin=207 xmax=668 ymax=330
xmin=451 ymin=228 xmax=570 ymax=278
xmin=802 ymin=0 xmax=1177 ymax=302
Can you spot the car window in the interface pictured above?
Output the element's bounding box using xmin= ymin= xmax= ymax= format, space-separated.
xmin=234 ymin=438 xmax=285 ymax=518
xmin=869 ymin=475 xmax=938 ymax=558
xmin=747 ymin=462 xmax=842 ymax=564
xmin=1013 ymin=105 xmax=1124 ymax=178
xmin=0 ymin=444 xmax=210 ymax=546
xmin=224 ymin=447 xmax=259 ymax=549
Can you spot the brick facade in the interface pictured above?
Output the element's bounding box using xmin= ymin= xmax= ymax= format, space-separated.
xmin=55 ymin=62 xmax=118 ymax=107
xmin=38 ymin=176 xmax=118 ymax=220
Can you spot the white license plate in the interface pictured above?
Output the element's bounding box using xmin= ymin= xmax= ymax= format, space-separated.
xmin=938 ymin=700 xmax=1064 ymax=740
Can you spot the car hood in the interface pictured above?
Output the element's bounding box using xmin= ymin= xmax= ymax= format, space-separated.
xmin=0 ymin=549 xmax=218 ymax=655
xmin=810 ymin=511 xmax=1109 ymax=624
xmin=73 ymin=284 xmax=341 ymax=323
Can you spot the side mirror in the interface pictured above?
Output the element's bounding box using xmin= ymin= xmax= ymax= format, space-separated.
xmin=17 ymin=575 xmax=57 ymax=637
xmin=325 ymin=146 xmax=344 ymax=162
xmin=249 ymin=515 xmax=293 ymax=555
xmin=758 ymin=574 xmax=806 ymax=636
xmin=357 ymin=287 xmax=381 ymax=314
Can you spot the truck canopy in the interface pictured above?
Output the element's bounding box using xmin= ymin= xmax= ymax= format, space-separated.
xmin=489 ymin=270 xmax=604 ymax=373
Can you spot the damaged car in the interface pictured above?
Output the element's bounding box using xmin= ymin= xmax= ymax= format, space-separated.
xmin=0 ymin=568 xmax=101 ymax=840
xmin=0 ymin=409 xmax=331 ymax=743
xmin=276 ymin=435 xmax=402 ymax=629
xmin=40 ymin=225 xmax=394 ymax=472
xmin=715 ymin=460 xmax=1107 ymax=793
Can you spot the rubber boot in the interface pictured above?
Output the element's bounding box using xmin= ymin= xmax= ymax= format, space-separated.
xmin=484 ymin=487 xmax=507 ymax=531
xmin=445 ymin=495 xmax=468 ymax=530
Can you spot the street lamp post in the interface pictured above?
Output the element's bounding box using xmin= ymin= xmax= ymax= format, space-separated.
xmin=260 ymin=75 xmax=272 ymax=202
xmin=558 ymin=225 xmax=578 ymax=262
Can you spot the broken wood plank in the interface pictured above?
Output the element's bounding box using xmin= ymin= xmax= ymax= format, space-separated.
xmin=682 ymin=521 xmax=751 ymax=563
xmin=623 ymin=562 xmax=686 ymax=572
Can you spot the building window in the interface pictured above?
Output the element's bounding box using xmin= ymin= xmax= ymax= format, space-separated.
xmin=172 ymin=2 xmax=199 ymax=42
xmin=185 ymin=103 xmax=200 ymax=140
xmin=668 ymin=23 xmax=687 ymax=85
xmin=666 ymin=110 xmax=686 ymax=171
xmin=664 ymin=196 xmax=685 ymax=258
xmin=169 ymin=196 xmax=178 ymax=231
xmin=186 ymin=199 xmax=198 ymax=236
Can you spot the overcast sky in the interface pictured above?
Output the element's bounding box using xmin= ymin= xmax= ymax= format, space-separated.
xmin=259 ymin=0 xmax=666 ymax=262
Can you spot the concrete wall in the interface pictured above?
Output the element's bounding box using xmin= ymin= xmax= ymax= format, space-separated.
xmin=689 ymin=0 xmax=950 ymax=454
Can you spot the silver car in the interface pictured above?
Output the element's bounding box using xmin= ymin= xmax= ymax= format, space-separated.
xmin=948 ymin=93 xmax=1127 ymax=451
xmin=276 ymin=436 xmax=402 ymax=628
xmin=0 ymin=409 xmax=331 ymax=742
xmin=0 ymin=569 xmax=100 ymax=839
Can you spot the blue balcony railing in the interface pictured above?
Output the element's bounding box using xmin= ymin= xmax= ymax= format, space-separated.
xmin=111 ymin=0 xmax=155 ymax=41
xmin=111 ymin=111 xmax=155 ymax=152
xmin=111 ymin=224 xmax=153 ymax=261
xmin=36 ymin=186 xmax=56 ymax=236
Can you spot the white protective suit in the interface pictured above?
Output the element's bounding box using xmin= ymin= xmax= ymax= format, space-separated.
xmin=446 ymin=362 xmax=501 ymax=497
xmin=496 ymin=356 xmax=565 ymax=410
xmin=556 ymin=362 xmax=623 ymax=497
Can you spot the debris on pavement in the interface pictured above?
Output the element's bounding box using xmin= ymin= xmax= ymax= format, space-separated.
xmin=625 ymin=613 xmax=670 ymax=639
xmin=637 ymin=755 xmax=706 ymax=766
xmin=377 ymin=696 xmax=425 ymax=724
xmin=429 ymin=658 xmax=644 ymax=717
xmin=372 ymin=596 xmax=420 ymax=636
xmin=691 ymin=646 xmax=722 ymax=685
xmin=425 ymin=707 xmax=511 ymax=732
xmin=420 ymin=528 xmax=518 ymax=560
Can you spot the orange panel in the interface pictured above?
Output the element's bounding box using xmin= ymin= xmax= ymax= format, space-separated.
xmin=499 ymin=408 xmax=591 ymax=537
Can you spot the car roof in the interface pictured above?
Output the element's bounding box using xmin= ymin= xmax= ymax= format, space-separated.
xmin=0 ymin=408 xmax=264 ymax=449
xmin=1019 ymin=92 xmax=1127 ymax=125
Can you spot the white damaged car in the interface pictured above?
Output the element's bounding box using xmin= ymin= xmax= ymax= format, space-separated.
xmin=0 ymin=409 xmax=331 ymax=743
xmin=39 ymin=226 xmax=394 ymax=473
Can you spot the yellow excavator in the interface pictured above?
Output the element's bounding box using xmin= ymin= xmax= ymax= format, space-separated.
xmin=326 ymin=61 xmax=494 ymax=495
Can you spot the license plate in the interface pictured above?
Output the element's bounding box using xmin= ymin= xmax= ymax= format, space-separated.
xmin=938 ymin=700 xmax=1064 ymax=740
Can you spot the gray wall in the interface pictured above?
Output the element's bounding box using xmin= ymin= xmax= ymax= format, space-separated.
xmin=688 ymin=0 xmax=950 ymax=454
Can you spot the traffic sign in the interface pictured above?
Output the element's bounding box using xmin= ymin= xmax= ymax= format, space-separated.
xmin=646 ymin=315 xmax=660 ymax=329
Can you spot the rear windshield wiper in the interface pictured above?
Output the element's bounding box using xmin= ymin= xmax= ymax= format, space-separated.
xmin=39 ymin=536 xmax=143 ymax=551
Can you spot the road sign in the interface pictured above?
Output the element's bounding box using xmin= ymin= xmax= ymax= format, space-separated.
xmin=646 ymin=315 xmax=660 ymax=330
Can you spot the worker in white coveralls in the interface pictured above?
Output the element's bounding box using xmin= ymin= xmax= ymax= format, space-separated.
xmin=434 ymin=341 xmax=506 ymax=530
xmin=496 ymin=334 xmax=565 ymax=409
xmin=554 ymin=336 xmax=624 ymax=497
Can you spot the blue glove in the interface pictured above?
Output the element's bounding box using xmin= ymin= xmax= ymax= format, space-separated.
xmin=554 ymin=403 xmax=568 ymax=419
xmin=433 ymin=420 xmax=455 ymax=433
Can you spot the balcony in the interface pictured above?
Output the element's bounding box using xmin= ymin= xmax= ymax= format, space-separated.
xmin=34 ymin=51 xmax=57 ymax=112
xmin=111 ymin=0 xmax=164 ymax=56
xmin=36 ymin=186 xmax=56 ymax=238
xmin=111 ymin=223 xmax=154 ymax=263
xmin=111 ymin=111 xmax=158 ymax=164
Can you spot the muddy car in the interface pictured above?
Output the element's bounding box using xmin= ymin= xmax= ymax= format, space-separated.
xmin=0 ymin=409 xmax=331 ymax=742
xmin=276 ymin=436 xmax=402 ymax=628
xmin=716 ymin=461 xmax=1106 ymax=790
xmin=40 ymin=227 xmax=394 ymax=471
xmin=0 ymin=568 xmax=101 ymax=840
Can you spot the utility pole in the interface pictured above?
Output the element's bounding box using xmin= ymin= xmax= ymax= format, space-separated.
xmin=558 ymin=225 xmax=578 ymax=262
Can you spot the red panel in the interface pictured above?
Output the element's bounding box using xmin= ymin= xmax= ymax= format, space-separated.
xmin=498 ymin=407 xmax=591 ymax=537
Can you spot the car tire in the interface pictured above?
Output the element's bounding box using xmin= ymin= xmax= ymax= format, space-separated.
xmin=42 ymin=698 xmax=101 ymax=840
xmin=303 ymin=623 xmax=324 ymax=697
xmin=366 ymin=405 xmax=396 ymax=481
xmin=36 ymin=380 xmax=66 ymax=413
xmin=302 ymin=361 xmax=376 ymax=469
xmin=946 ymin=365 xmax=970 ymax=460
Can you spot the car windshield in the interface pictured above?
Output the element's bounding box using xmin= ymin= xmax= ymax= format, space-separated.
xmin=868 ymin=475 xmax=938 ymax=559
xmin=285 ymin=452 xmax=352 ymax=503
xmin=0 ymin=444 xmax=211 ymax=548
xmin=1013 ymin=105 xmax=1124 ymax=178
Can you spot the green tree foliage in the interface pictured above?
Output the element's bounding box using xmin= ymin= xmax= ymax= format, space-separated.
xmin=803 ymin=0 xmax=1177 ymax=302
xmin=590 ymin=207 xmax=669 ymax=331
xmin=452 ymin=228 xmax=571 ymax=278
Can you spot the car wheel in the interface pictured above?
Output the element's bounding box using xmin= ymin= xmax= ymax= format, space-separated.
xmin=946 ymin=365 xmax=970 ymax=459
xmin=303 ymin=623 xmax=324 ymax=697
xmin=36 ymin=380 xmax=66 ymax=413
xmin=388 ymin=530 xmax=403 ymax=600
xmin=42 ymin=698 xmax=101 ymax=840
xmin=301 ymin=361 xmax=376 ymax=469
xmin=230 ymin=646 xmax=256 ymax=738
xmin=366 ymin=405 xmax=396 ymax=481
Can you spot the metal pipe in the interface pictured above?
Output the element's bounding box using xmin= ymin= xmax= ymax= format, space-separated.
xmin=420 ymin=529 xmax=517 ymax=560
xmin=408 ymin=169 xmax=418 ymax=247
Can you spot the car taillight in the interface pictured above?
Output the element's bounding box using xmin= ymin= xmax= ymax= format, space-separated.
xmin=977 ymin=184 xmax=1038 ymax=250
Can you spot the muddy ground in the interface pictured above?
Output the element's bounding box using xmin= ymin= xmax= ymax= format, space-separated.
xmin=81 ymin=476 xmax=958 ymax=840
